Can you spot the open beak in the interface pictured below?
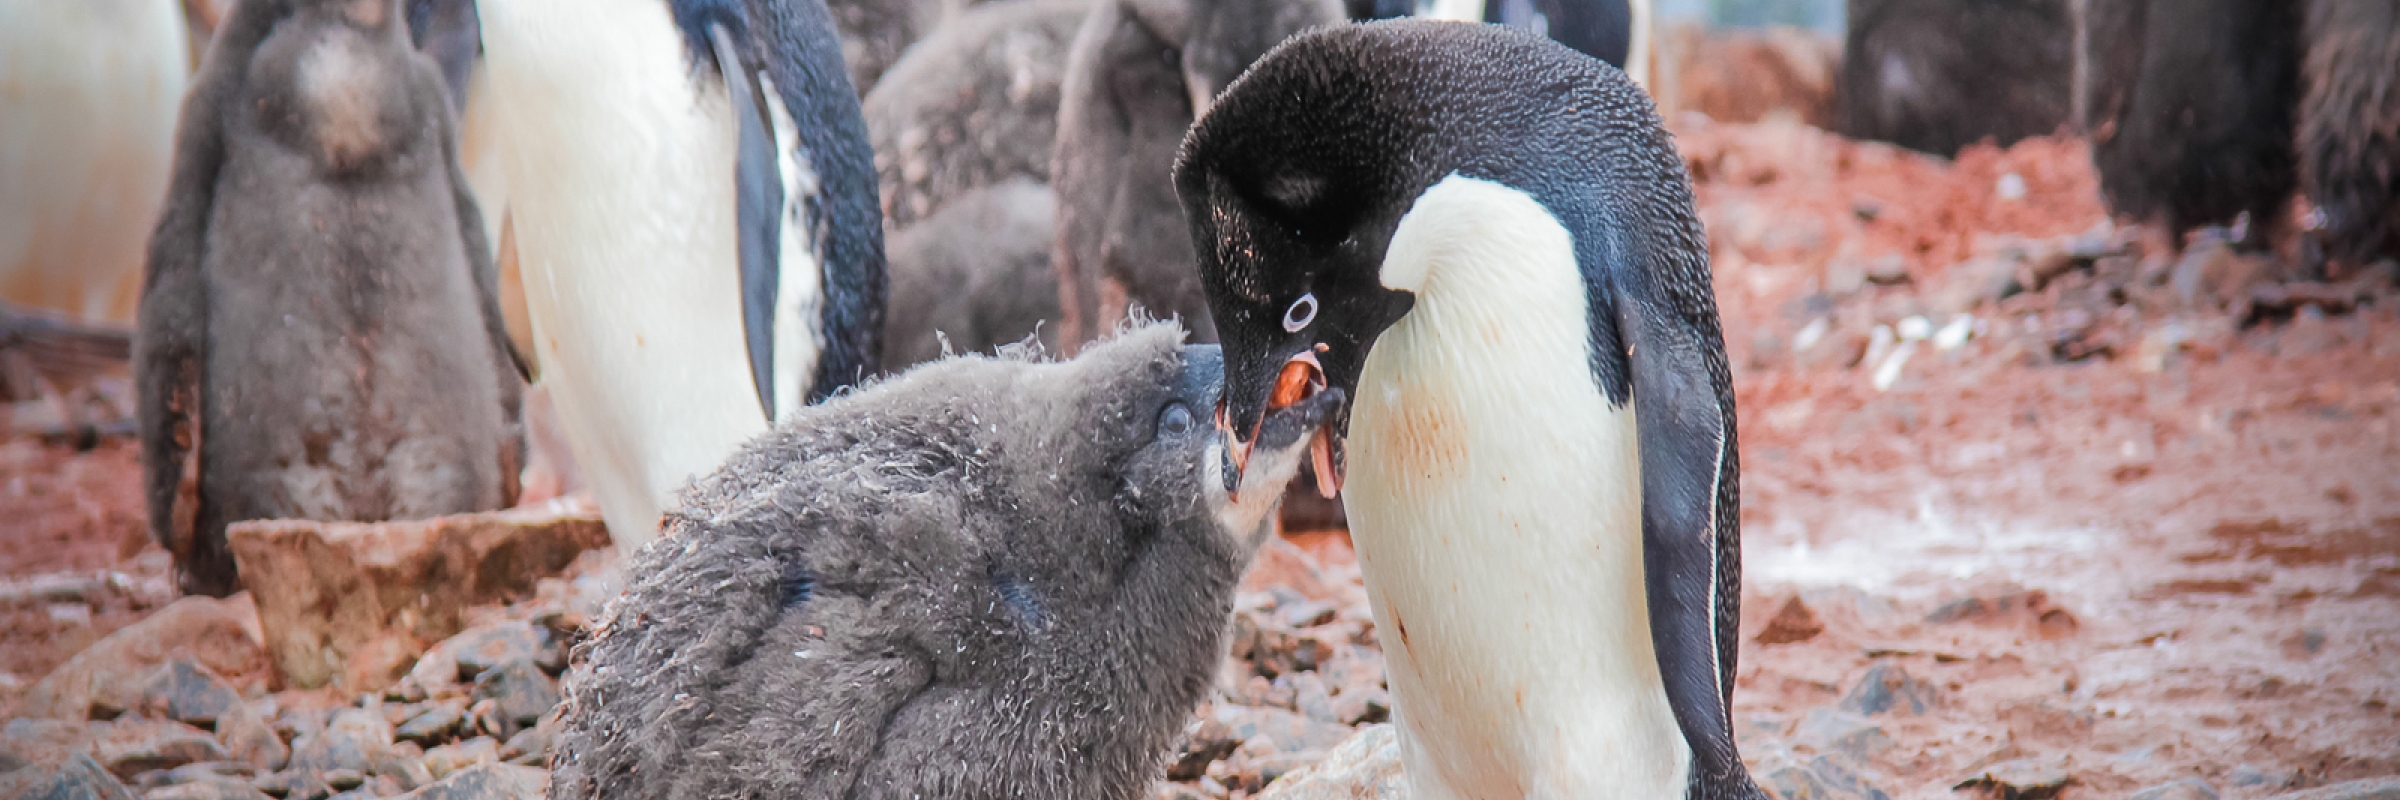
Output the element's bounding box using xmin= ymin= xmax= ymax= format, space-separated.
xmin=1216 ymin=347 xmax=1344 ymax=501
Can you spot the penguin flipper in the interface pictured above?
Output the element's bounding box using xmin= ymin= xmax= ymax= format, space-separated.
xmin=709 ymin=22 xmax=789 ymax=423
xmin=1614 ymin=280 xmax=1753 ymax=796
xmin=414 ymin=45 xmax=527 ymax=505
xmin=135 ymin=0 xmax=284 ymax=597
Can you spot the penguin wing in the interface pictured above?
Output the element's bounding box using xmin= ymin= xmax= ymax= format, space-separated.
xmin=133 ymin=0 xmax=281 ymax=577
xmin=750 ymin=0 xmax=887 ymax=404
xmin=702 ymin=21 xmax=792 ymax=422
xmin=1599 ymin=227 xmax=1747 ymax=792
xmin=414 ymin=40 xmax=527 ymax=503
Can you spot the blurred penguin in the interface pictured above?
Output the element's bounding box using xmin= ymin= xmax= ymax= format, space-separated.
xmin=1050 ymin=0 xmax=1344 ymax=351
xmin=471 ymin=0 xmax=886 ymax=548
xmin=138 ymin=0 xmax=524 ymax=596
xmin=1 ymin=0 xmax=189 ymax=325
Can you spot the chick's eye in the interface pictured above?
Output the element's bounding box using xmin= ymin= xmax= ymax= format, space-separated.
xmin=1157 ymin=402 xmax=1195 ymax=438
xmin=1283 ymin=293 xmax=1317 ymax=333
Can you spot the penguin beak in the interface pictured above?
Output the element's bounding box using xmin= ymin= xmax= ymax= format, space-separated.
xmin=1217 ymin=346 xmax=1345 ymax=501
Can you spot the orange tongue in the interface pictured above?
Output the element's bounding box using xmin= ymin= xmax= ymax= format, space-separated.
xmin=1268 ymin=351 xmax=1325 ymax=411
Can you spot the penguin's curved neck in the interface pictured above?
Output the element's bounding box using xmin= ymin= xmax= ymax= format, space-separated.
xmin=1349 ymin=173 xmax=1692 ymax=800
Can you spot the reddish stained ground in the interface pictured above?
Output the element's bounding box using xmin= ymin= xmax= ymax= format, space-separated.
xmin=3 ymin=123 xmax=2396 ymax=797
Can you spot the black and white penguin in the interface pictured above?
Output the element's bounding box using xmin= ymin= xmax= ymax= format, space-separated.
xmin=467 ymin=0 xmax=886 ymax=546
xmin=1178 ymin=22 xmax=1759 ymax=800
xmin=0 ymin=0 xmax=188 ymax=326
xmin=1407 ymin=0 xmax=1649 ymax=84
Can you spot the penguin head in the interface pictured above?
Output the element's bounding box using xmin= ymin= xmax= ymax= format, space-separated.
xmin=1175 ymin=21 xmax=1625 ymax=493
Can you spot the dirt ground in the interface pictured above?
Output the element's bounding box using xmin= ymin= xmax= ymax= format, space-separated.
xmin=3 ymin=120 xmax=2395 ymax=798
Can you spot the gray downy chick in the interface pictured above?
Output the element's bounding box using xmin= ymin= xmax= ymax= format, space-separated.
xmin=547 ymin=322 xmax=1337 ymax=800
xmin=136 ymin=0 xmax=524 ymax=597
xmin=1050 ymin=0 xmax=1344 ymax=350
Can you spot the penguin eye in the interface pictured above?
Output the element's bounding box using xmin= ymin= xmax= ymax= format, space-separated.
xmin=1282 ymin=293 xmax=1318 ymax=333
xmin=1161 ymin=406 xmax=1200 ymax=437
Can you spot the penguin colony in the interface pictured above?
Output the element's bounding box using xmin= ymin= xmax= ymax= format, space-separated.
xmin=1832 ymin=0 xmax=2400 ymax=269
xmin=547 ymin=325 xmax=1339 ymax=800
xmin=136 ymin=0 xmax=523 ymax=597
xmin=117 ymin=0 xmax=1753 ymax=795
xmin=1182 ymin=21 xmax=1760 ymax=799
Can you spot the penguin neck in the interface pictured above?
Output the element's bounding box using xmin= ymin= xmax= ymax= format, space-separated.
xmin=1349 ymin=174 xmax=1692 ymax=799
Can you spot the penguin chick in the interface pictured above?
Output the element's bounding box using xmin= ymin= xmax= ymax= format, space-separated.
xmin=137 ymin=0 xmax=523 ymax=597
xmin=881 ymin=177 xmax=1062 ymax=369
xmin=862 ymin=0 xmax=1090 ymax=229
xmin=1050 ymin=0 xmax=1344 ymax=351
xmin=547 ymin=323 xmax=1337 ymax=800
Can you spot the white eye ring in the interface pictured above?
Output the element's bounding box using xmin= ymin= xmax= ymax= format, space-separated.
xmin=1283 ymin=293 xmax=1318 ymax=333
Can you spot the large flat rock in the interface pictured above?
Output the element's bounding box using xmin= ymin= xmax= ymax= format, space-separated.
xmin=227 ymin=507 xmax=609 ymax=692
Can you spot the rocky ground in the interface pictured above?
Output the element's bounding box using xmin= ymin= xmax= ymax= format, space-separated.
xmin=4 ymin=120 xmax=2398 ymax=800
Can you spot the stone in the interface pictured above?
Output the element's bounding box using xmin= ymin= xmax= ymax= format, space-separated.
xmin=0 ymin=747 xmax=139 ymax=800
xmin=1240 ymin=538 xmax=1340 ymax=603
xmin=496 ymin=727 xmax=547 ymax=767
xmin=369 ymin=745 xmax=432 ymax=793
xmin=114 ymin=662 xmax=243 ymax=727
xmin=1150 ymin=782 xmax=1211 ymax=800
xmin=1839 ymin=662 xmax=1934 ymax=717
xmin=1864 ymin=254 xmax=1910 ymax=286
xmin=2130 ymin=779 xmax=2220 ymax=800
xmin=225 ymin=506 xmax=610 ymax=692
xmin=4 ymin=719 xmax=94 ymax=752
xmin=249 ymin=770 xmax=320 ymax=800
xmin=93 ymin=720 xmax=230 ymax=782
xmin=21 ymin=596 xmax=268 ymax=721
xmin=1824 ymin=259 xmax=1869 ymax=297
xmin=285 ymin=710 xmax=390 ymax=777
xmin=1167 ymin=714 xmax=1239 ymax=782
xmin=1954 ymin=758 xmax=2072 ymax=800
xmin=135 ymin=762 xmax=255 ymax=789
xmin=1282 ymin=674 xmax=1340 ymax=725
xmin=466 ymin=663 xmax=557 ymax=739
xmin=2269 ymin=779 xmax=2400 ymax=800
xmin=212 ymin=710 xmax=284 ymax=774
xmin=1327 ymin=687 xmax=1390 ymax=727
xmin=441 ymin=626 xmax=544 ymax=684
xmin=1791 ymin=709 xmax=1893 ymax=762
xmin=1764 ymin=755 xmax=1892 ymax=800
xmin=392 ymin=763 xmax=545 ymax=800
xmin=1250 ymin=725 xmax=1403 ymax=800
xmin=143 ymin=779 xmax=274 ymax=800
xmin=419 ymin=739 xmax=497 ymax=781
xmin=1931 ymin=258 xmax=2026 ymax=316
xmin=1755 ymin=595 xmax=1825 ymax=645
xmin=1208 ymin=705 xmax=1356 ymax=757
xmin=394 ymin=706 xmax=463 ymax=747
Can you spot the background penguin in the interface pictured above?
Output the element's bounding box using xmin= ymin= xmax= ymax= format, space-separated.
xmin=1178 ymin=21 xmax=1760 ymax=799
xmin=1835 ymin=0 xmax=2074 ymax=157
xmin=469 ymin=0 xmax=886 ymax=547
xmin=1 ymin=0 xmax=189 ymax=326
xmin=1050 ymin=0 xmax=1343 ymax=351
xmin=2296 ymin=0 xmax=2400 ymax=270
xmin=2083 ymin=0 xmax=2302 ymax=249
xmin=547 ymin=323 xmax=1339 ymax=800
xmin=862 ymin=0 xmax=1089 ymax=231
xmin=1397 ymin=0 xmax=1649 ymax=85
xmin=137 ymin=0 xmax=524 ymax=597
xmin=879 ymin=177 xmax=1061 ymax=369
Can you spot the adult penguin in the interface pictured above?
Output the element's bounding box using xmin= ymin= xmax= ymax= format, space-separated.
xmin=0 ymin=0 xmax=188 ymax=325
xmin=1411 ymin=0 xmax=1649 ymax=85
xmin=1177 ymin=21 xmax=1759 ymax=800
xmin=471 ymin=0 xmax=885 ymax=547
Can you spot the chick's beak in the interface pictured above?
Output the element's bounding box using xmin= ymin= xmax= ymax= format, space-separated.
xmin=1217 ymin=346 xmax=1344 ymax=501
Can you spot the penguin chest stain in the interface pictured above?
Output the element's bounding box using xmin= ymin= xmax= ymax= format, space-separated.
xmin=1354 ymin=372 xmax=1470 ymax=492
xmin=289 ymin=31 xmax=415 ymax=173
